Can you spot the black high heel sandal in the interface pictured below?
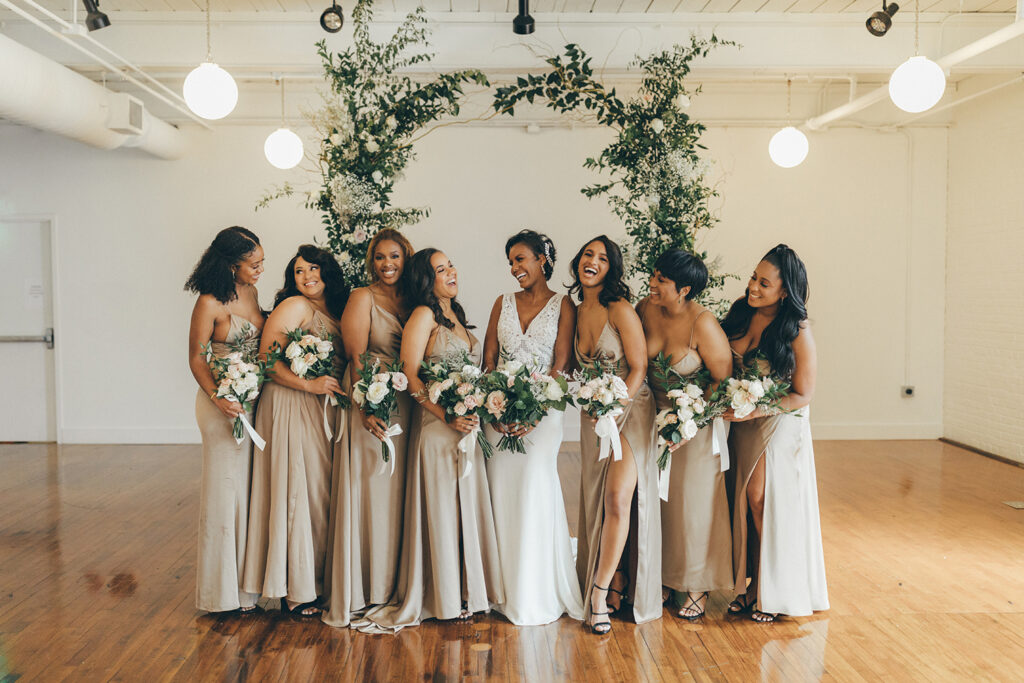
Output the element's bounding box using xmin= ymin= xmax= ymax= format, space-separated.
xmin=589 ymin=585 xmax=612 ymax=635
xmin=678 ymin=591 xmax=709 ymax=621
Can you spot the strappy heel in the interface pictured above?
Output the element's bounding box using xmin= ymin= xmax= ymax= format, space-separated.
xmin=607 ymin=572 xmax=629 ymax=611
xmin=677 ymin=591 xmax=709 ymax=621
xmin=728 ymin=593 xmax=755 ymax=614
xmin=751 ymin=609 xmax=779 ymax=623
xmin=589 ymin=585 xmax=612 ymax=635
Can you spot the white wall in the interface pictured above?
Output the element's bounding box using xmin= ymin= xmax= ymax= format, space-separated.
xmin=944 ymin=76 xmax=1024 ymax=464
xmin=0 ymin=89 xmax=947 ymax=443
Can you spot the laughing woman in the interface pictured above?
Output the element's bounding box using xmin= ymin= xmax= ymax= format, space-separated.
xmin=723 ymin=244 xmax=828 ymax=623
xmin=636 ymin=249 xmax=733 ymax=621
xmin=242 ymin=245 xmax=349 ymax=617
xmin=186 ymin=226 xmax=265 ymax=614
xmin=572 ymin=235 xmax=661 ymax=635
xmin=323 ymin=229 xmax=415 ymax=627
xmin=354 ymin=248 xmax=504 ymax=632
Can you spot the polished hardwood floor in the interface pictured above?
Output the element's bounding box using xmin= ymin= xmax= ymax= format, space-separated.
xmin=1 ymin=440 xmax=1023 ymax=681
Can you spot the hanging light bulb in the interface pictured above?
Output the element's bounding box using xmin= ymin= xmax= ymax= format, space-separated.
xmin=183 ymin=0 xmax=238 ymax=120
xmin=264 ymin=78 xmax=304 ymax=170
xmin=888 ymin=0 xmax=945 ymax=113
xmin=769 ymin=79 xmax=809 ymax=169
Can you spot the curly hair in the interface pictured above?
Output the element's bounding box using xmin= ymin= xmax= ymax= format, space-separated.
xmin=402 ymin=248 xmax=474 ymax=330
xmin=183 ymin=226 xmax=261 ymax=304
xmin=720 ymin=244 xmax=809 ymax=379
xmin=567 ymin=235 xmax=632 ymax=306
xmin=273 ymin=244 xmax=350 ymax=319
xmin=364 ymin=228 xmax=415 ymax=284
xmin=505 ymin=229 xmax=556 ymax=281
xmin=653 ymin=248 xmax=708 ymax=300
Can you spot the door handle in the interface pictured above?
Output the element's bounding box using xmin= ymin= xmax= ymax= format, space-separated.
xmin=0 ymin=327 xmax=54 ymax=349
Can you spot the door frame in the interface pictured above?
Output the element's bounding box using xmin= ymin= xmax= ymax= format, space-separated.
xmin=0 ymin=214 xmax=63 ymax=443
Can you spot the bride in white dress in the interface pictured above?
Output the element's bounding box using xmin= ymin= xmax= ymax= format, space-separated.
xmin=482 ymin=230 xmax=585 ymax=625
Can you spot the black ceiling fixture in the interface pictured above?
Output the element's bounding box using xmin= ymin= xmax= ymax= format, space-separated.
xmin=866 ymin=1 xmax=899 ymax=37
xmin=320 ymin=1 xmax=344 ymax=33
xmin=82 ymin=0 xmax=110 ymax=31
xmin=513 ymin=0 xmax=534 ymax=35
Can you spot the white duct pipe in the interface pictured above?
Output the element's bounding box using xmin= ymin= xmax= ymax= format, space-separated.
xmin=806 ymin=20 xmax=1024 ymax=130
xmin=0 ymin=33 xmax=187 ymax=159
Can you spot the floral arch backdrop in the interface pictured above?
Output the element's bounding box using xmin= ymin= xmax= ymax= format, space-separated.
xmin=260 ymin=0 xmax=734 ymax=310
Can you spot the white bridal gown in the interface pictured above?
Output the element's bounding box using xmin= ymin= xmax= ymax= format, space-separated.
xmin=485 ymin=293 xmax=585 ymax=625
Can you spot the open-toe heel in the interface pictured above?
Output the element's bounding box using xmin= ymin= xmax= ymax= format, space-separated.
xmin=677 ymin=591 xmax=708 ymax=621
xmin=589 ymin=584 xmax=612 ymax=635
xmin=727 ymin=594 xmax=755 ymax=615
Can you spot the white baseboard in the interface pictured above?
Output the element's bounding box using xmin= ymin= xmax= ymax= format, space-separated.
xmin=60 ymin=428 xmax=201 ymax=444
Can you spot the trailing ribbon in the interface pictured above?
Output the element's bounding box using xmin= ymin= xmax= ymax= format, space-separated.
xmin=595 ymin=408 xmax=624 ymax=462
xmin=712 ymin=417 xmax=730 ymax=472
xmin=658 ymin=454 xmax=671 ymax=502
xmin=374 ymin=424 xmax=404 ymax=477
xmin=232 ymin=414 xmax=266 ymax=451
xmin=456 ymin=426 xmax=479 ymax=479
xmin=322 ymin=394 xmax=343 ymax=441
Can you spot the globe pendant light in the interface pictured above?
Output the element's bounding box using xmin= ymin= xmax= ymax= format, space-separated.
xmin=769 ymin=79 xmax=809 ymax=168
xmin=183 ymin=0 xmax=238 ymax=120
xmin=888 ymin=0 xmax=945 ymax=113
xmin=264 ymin=78 xmax=304 ymax=170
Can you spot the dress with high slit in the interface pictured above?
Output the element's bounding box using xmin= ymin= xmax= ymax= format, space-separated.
xmin=242 ymin=309 xmax=342 ymax=607
xmin=576 ymin=319 xmax=662 ymax=624
xmin=485 ymin=293 xmax=584 ymax=625
xmin=353 ymin=325 xmax=504 ymax=632
xmin=649 ymin=340 xmax=733 ymax=597
xmin=728 ymin=351 xmax=828 ymax=616
xmin=195 ymin=314 xmax=261 ymax=612
xmin=323 ymin=291 xmax=411 ymax=627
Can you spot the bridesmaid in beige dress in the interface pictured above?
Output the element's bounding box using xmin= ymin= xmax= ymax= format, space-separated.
xmin=323 ymin=229 xmax=414 ymax=628
xmin=354 ymin=248 xmax=504 ymax=632
xmin=242 ymin=245 xmax=349 ymax=617
xmin=722 ymin=244 xmax=828 ymax=623
xmin=571 ymin=235 xmax=661 ymax=634
xmin=636 ymin=249 xmax=733 ymax=621
xmin=185 ymin=226 xmax=265 ymax=613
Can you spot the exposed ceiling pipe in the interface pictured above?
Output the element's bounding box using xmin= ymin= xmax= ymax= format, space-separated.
xmin=806 ymin=19 xmax=1024 ymax=130
xmin=0 ymin=33 xmax=187 ymax=159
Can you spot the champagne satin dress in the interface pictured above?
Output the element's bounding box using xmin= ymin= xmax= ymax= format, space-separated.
xmin=576 ymin=320 xmax=662 ymax=624
xmin=242 ymin=309 xmax=342 ymax=607
xmin=729 ymin=352 xmax=828 ymax=616
xmin=354 ymin=325 xmax=504 ymax=632
xmin=323 ymin=291 xmax=411 ymax=627
xmin=194 ymin=314 xmax=260 ymax=612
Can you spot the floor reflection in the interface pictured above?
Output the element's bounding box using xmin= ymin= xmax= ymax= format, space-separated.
xmin=760 ymin=618 xmax=829 ymax=682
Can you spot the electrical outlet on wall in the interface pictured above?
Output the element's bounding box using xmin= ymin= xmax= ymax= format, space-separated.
xmin=901 ymin=385 xmax=915 ymax=398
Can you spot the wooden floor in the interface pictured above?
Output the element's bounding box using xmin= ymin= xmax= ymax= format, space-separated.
xmin=2 ymin=441 xmax=1024 ymax=682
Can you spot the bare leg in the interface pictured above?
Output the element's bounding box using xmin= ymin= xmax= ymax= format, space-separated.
xmin=589 ymin=437 xmax=638 ymax=629
xmin=745 ymin=455 xmax=775 ymax=622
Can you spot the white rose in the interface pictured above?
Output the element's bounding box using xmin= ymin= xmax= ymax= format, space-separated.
xmin=677 ymin=407 xmax=694 ymax=423
xmin=226 ymin=351 xmax=243 ymax=364
xmin=543 ymin=381 xmax=564 ymax=402
xmin=503 ymin=360 xmax=524 ymax=375
xmin=578 ymin=385 xmax=595 ymax=400
xmin=299 ymin=335 xmax=318 ymax=347
xmin=734 ymin=403 xmax=755 ymax=419
xmin=682 ymin=419 xmax=698 ymax=440
xmin=290 ymin=357 xmax=310 ymax=377
xmin=352 ymin=385 xmax=366 ymax=406
xmin=316 ymin=340 xmax=333 ymax=356
xmin=391 ymin=373 xmax=408 ymax=391
xmin=676 ymin=93 xmax=691 ymax=109
xmin=365 ymin=139 xmax=380 ymax=153
xmin=428 ymin=383 xmax=443 ymax=404
xmin=675 ymin=396 xmax=693 ymax=409
xmin=366 ymin=381 xmax=389 ymax=405
xmin=666 ymin=389 xmax=685 ymax=399
xmin=650 ymin=118 xmax=664 ymax=134
xmin=748 ymin=380 xmax=766 ymax=399
xmin=285 ymin=341 xmax=303 ymax=359
xmin=372 ymin=170 xmax=384 ymax=184
xmin=431 ymin=363 xmax=445 ymax=375
xmin=685 ymin=384 xmax=703 ymax=400
xmin=373 ymin=372 xmax=390 ymax=384
xmin=453 ymin=402 xmax=468 ymax=416
xmin=610 ymin=375 xmax=629 ymax=399
xmin=598 ymin=388 xmax=614 ymax=405
xmin=226 ymin=365 xmax=242 ymax=380
xmin=460 ymin=365 xmax=481 ymax=379
xmin=691 ymin=398 xmax=706 ymax=414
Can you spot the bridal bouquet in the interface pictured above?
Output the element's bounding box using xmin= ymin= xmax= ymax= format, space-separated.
xmin=570 ymin=362 xmax=630 ymax=461
xmin=270 ymin=328 xmax=348 ymax=439
xmin=420 ymin=354 xmax=493 ymax=466
xmin=204 ymin=345 xmax=271 ymax=450
xmin=477 ymin=359 xmax=572 ymax=454
xmin=651 ymin=361 xmax=717 ymax=472
xmin=723 ymin=359 xmax=791 ymax=419
xmin=352 ymin=352 xmax=408 ymax=475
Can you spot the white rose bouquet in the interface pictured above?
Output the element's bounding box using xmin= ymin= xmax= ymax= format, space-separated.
xmin=722 ymin=357 xmax=791 ymax=420
xmin=476 ymin=359 xmax=572 ymax=454
xmin=203 ymin=344 xmax=272 ymax=450
xmin=570 ymin=362 xmax=630 ymax=461
xmin=352 ymin=351 xmax=408 ymax=475
xmin=269 ymin=327 xmax=348 ymax=439
xmin=419 ymin=353 xmax=493 ymax=468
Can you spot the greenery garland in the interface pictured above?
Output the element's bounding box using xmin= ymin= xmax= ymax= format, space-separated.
xmin=492 ymin=37 xmax=736 ymax=309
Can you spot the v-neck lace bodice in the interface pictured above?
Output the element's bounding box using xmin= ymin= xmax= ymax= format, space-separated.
xmin=496 ymin=293 xmax=562 ymax=372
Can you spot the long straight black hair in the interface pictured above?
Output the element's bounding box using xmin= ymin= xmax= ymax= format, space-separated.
xmin=272 ymin=244 xmax=350 ymax=319
xmin=720 ymin=244 xmax=809 ymax=379
xmin=402 ymin=248 xmax=474 ymax=330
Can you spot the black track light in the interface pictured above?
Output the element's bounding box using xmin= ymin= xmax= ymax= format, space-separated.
xmin=866 ymin=1 xmax=899 ymax=37
xmin=513 ymin=0 xmax=534 ymax=35
xmin=320 ymin=2 xmax=344 ymax=33
xmin=82 ymin=0 xmax=110 ymax=31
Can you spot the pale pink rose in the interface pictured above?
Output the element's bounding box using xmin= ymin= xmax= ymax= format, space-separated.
xmin=303 ymin=352 xmax=317 ymax=365
xmin=485 ymin=391 xmax=507 ymax=418
xmin=391 ymin=373 xmax=408 ymax=391
xmin=464 ymin=394 xmax=480 ymax=410
xmin=456 ymin=382 xmax=473 ymax=396
xmin=454 ymin=402 xmax=468 ymax=416
xmin=373 ymin=372 xmax=390 ymax=384
xmin=664 ymin=412 xmax=679 ymax=425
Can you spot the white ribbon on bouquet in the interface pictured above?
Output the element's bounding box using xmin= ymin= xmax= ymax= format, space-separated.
xmin=456 ymin=425 xmax=480 ymax=479
xmin=232 ymin=413 xmax=266 ymax=451
xmin=374 ymin=424 xmax=404 ymax=477
xmin=712 ymin=417 xmax=730 ymax=472
xmin=595 ymin=407 xmax=624 ymax=462
xmin=658 ymin=453 xmax=672 ymax=502
xmin=321 ymin=394 xmax=346 ymax=442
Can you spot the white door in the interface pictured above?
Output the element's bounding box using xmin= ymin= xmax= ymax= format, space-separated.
xmin=0 ymin=219 xmax=57 ymax=442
